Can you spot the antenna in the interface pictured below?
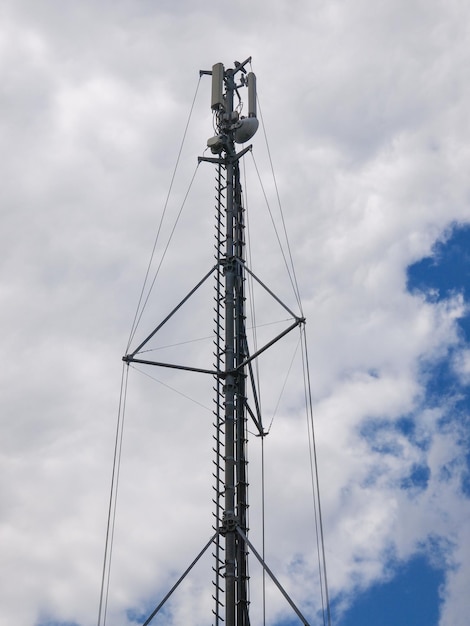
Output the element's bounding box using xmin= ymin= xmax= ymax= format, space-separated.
xmin=247 ymin=72 xmax=257 ymax=117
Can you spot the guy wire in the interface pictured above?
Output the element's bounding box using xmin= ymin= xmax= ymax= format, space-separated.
xmin=301 ymin=325 xmax=331 ymax=626
xmin=126 ymin=76 xmax=202 ymax=352
xmin=97 ymin=362 xmax=129 ymax=626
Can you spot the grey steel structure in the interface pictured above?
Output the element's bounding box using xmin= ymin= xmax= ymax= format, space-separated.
xmin=124 ymin=57 xmax=308 ymax=626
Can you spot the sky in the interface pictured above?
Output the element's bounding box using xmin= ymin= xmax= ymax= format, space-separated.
xmin=1 ymin=1 xmax=470 ymax=625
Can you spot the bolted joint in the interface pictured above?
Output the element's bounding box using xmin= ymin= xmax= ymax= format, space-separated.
xmin=220 ymin=511 xmax=238 ymax=536
xmin=220 ymin=256 xmax=236 ymax=275
xmin=223 ymin=377 xmax=237 ymax=393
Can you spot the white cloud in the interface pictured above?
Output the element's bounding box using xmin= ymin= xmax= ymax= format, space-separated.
xmin=1 ymin=0 xmax=470 ymax=625
xmin=453 ymin=348 xmax=470 ymax=385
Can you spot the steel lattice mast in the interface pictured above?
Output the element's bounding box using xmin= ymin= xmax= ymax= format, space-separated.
xmin=124 ymin=57 xmax=310 ymax=626
xmin=199 ymin=58 xmax=258 ymax=626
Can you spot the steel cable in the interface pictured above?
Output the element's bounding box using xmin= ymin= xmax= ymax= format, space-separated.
xmin=126 ymin=76 xmax=202 ymax=353
xmin=300 ymin=324 xmax=332 ymax=626
xmin=97 ymin=362 xmax=129 ymax=626
xmin=254 ymin=90 xmax=303 ymax=315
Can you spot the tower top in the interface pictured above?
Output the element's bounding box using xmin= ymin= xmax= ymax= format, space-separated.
xmin=202 ymin=58 xmax=259 ymax=155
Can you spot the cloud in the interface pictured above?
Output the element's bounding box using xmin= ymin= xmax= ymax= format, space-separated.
xmin=1 ymin=1 xmax=470 ymax=625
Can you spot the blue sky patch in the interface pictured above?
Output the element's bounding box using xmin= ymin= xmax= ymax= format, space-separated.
xmin=345 ymin=224 xmax=470 ymax=626
xmin=400 ymin=463 xmax=430 ymax=491
xmin=36 ymin=621 xmax=79 ymax=626
xmin=407 ymin=223 xmax=470 ymax=341
xmin=408 ymin=223 xmax=470 ymax=497
xmin=336 ymin=555 xmax=444 ymax=626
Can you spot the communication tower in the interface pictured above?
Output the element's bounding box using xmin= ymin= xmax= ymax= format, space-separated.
xmin=123 ymin=57 xmax=309 ymax=626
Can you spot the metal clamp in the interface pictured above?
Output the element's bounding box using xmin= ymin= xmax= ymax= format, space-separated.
xmin=220 ymin=512 xmax=238 ymax=535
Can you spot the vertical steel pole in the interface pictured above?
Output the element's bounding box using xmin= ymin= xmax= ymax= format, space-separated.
xmin=234 ymin=161 xmax=249 ymax=626
xmin=223 ymin=67 xmax=237 ymax=626
xmin=205 ymin=61 xmax=252 ymax=626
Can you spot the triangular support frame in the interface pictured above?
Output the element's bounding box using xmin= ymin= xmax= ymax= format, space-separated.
xmin=139 ymin=528 xmax=312 ymax=626
xmin=123 ymin=261 xmax=304 ymax=379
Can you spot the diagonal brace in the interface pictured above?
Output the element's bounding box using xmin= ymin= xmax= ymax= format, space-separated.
xmin=237 ymin=259 xmax=301 ymax=321
xmin=236 ymin=319 xmax=303 ymax=372
xmin=129 ymin=264 xmax=218 ymax=358
xmin=142 ymin=532 xmax=218 ymax=626
xmin=236 ymin=527 xmax=311 ymax=626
